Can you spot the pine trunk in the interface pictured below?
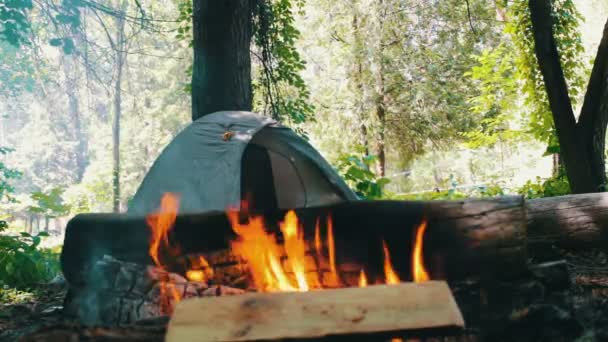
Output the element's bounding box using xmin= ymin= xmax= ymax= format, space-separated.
xmin=112 ymin=3 xmax=127 ymax=212
xmin=191 ymin=0 xmax=253 ymax=121
xmin=63 ymin=56 xmax=88 ymax=182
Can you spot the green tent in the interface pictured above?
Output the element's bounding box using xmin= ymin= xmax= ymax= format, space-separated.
xmin=128 ymin=111 xmax=357 ymax=215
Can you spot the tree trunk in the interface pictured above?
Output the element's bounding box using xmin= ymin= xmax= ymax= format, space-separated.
xmin=112 ymin=4 xmax=127 ymax=213
xmin=528 ymin=0 xmax=608 ymax=193
xmin=350 ymin=8 xmax=369 ymax=155
xmin=191 ymin=0 xmax=253 ymax=121
xmin=577 ymin=18 xmax=608 ymax=192
xmin=63 ymin=55 xmax=88 ymax=182
xmin=374 ymin=0 xmax=387 ymax=177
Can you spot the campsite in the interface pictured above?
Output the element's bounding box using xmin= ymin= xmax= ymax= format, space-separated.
xmin=1 ymin=0 xmax=608 ymax=341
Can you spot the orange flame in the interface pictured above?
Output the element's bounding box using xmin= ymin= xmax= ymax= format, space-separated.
xmin=146 ymin=193 xmax=180 ymax=267
xmin=280 ymin=211 xmax=310 ymax=291
xmin=383 ymin=240 xmax=400 ymax=284
xmin=358 ymin=269 xmax=368 ymax=287
xmin=412 ymin=219 xmax=430 ymax=282
xmin=325 ymin=216 xmax=340 ymax=287
xmin=227 ymin=210 xmax=300 ymax=292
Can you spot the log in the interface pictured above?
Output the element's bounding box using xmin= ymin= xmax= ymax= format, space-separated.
xmin=165 ymin=281 xmax=464 ymax=342
xmin=61 ymin=197 xmax=528 ymax=287
xmin=527 ymin=193 xmax=608 ymax=249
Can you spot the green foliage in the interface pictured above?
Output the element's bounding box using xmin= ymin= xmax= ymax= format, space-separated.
xmin=0 ymin=0 xmax=33 ymax=46
xmin=0 ymin=151 xmax=59 ymax=288
xmin=518 ymin=174 xmax=571 ymax=199
xmin=28 ymin=187 xmax=70 ymax=218
xmin=253 ymin=0 xmax=314 ymax=127
xmin=0 ymin=147 xmax=22 ymax=204
xmin=0 ymin=227 xmax=60 ymax=288
xmin=394 ymin=174 xmax=570 ymax=201
xmin=0 ymin=287 xmax=37 ymax=304
xmin=464 ymin=43 xmax=522 ymax=148
xmin=336 ymin=151 xmax=389 ymax=199
xmin=175 ymin=0 xmax=193 ymax=45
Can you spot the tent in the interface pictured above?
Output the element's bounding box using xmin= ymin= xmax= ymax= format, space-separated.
xmin=128 ymin=111 xmax=357 ymax=215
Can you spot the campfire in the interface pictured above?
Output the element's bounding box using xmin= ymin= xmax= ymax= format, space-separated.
xmin=137 ymin=193 xmax=464 ymax=341
xmin=146 ymin=192 xmax=433 ymax=304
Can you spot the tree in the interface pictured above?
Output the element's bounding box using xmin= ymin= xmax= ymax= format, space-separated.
xmin=191 ymin=0 xmax=253 ymax=121
xmin=529 ymin=0 xmax=608 ymax=193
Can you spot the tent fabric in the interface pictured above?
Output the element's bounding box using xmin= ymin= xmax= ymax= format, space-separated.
xmin=128 ymin=111 xmax=357 ymax=215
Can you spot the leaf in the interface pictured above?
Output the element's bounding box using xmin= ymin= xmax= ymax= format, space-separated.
xmin=49 ymin=38 xmax=62 ymax=47
xmin=62 ymin=38 xmax=74 ymax=54
xmin=543 ymin=145 xmax=561 ymax=156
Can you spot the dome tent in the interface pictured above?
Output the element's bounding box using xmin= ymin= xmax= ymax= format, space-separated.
xmin=128 ymin=111 xmax=357 ymax=215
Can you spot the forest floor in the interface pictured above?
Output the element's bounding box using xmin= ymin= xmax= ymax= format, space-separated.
xmin=1 ymin=249 xmax=607 ymax=342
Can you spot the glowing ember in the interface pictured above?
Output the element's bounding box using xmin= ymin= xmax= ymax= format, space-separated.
xmin=412 ymin=219 xmax=430 ymax=282
xmin=186 ymin=270 xmax=205 ymax=282
xmin=382 ymin=240 xmax=400 ymax=284
xmin=358 ymin=269 xmax=368 ymax=287
xmin=146 ymin=193 xmax=180 ymax=267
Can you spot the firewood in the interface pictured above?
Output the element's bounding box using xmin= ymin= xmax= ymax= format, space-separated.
xmin=165 ymin=281 xmax=464 ymax=342
xmin=527 ymin=193 xmax=608 ymax=249
xmin=61 ymin=197 xmax=528 ymax=286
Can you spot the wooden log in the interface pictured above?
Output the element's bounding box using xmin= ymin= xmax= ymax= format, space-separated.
xmin=527 ymin=193 xmax=608 ymax=249
xmin=165 ymin=281 xmax=464 ymax=342
xmin=61 ymin=197 xmax=528 ymax=286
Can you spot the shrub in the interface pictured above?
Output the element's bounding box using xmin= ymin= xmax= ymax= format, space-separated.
xmin=0 ymin=226 xmax=60 ymax=288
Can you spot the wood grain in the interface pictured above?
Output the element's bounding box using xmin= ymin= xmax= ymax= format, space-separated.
xmin=166 ymin=281 xmax=464 ymax=341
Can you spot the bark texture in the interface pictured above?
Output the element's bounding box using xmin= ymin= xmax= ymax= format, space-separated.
xmin=111 ymin=2 xmax=127 ymax=212
xmin=191 ymin=0 xmax=253 ymax=121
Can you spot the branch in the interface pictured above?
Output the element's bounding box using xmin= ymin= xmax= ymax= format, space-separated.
xmin=577 ymin=17 xmax=608 ymax=133
xmin=528 ymin=0 xmax=577 ymax=133
xmin=465 ymin=0 xmax=478 ymax=36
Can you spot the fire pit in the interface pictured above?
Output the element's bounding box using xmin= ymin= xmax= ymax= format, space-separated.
xmin=56 ymin=192 xmax=608 ymax=341
xmin=63 ymin=193 xmax=471 ymax=340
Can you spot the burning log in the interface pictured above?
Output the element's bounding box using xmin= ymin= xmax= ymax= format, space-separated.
xmin=165 ymin=281 xmax=464 ymax=341
xmin=61 ymin=196 xmax=528 ymax=287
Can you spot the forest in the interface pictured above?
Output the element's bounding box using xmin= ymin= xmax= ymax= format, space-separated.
xmin=1 ymin=0 xmax=608 ymax=340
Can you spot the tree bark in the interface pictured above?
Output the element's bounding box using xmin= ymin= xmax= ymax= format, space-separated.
xmin=528 ymin=0 xmax=608 ymax=193
xmin=350 ymin=8 xmax=369 ymax=156
xmin=577 ymin=18 xmax=608 ymax=192
xmin=374 ymin=1 xmax=387 ymax=177
xmin=61 ymin=197 xmax=528 ymax=286
xmin=63 ymin=56 xmax=88 ymax=182
xmin=112 ymin=3 xmax=127 ymax=213
xmin=526 ymin=193 xmax=608 ymax=249
xmin=191 ymin=0 xmax=253 ymax=121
